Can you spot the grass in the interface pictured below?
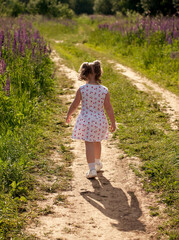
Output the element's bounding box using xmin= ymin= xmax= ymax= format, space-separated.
xmin=36 ymin=17 xmax=179 ymax=239
xmin=85 ymin=16 xmax=179 ymax=96
xmin=0 ymin=22 xmax=74 ymax=239
xmin=0 ymin=82 xmax=73 ymax=239
xmin=22 ymin=64 xmax=74 ymax=239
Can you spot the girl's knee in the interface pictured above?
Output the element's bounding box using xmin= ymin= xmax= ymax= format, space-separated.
xmin=85 ymin=141 xmax=94 ymax=145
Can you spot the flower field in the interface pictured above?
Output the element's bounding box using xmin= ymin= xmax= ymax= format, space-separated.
xmin=89 ymin=15 xmax=179 ymax=94
xmin=0 ymin=17 xmax=54 ymax=238
xmin=0 ymin=13 xmax=178 ymax=239
xmin=98 ymin=16 xmax=179 ymax=45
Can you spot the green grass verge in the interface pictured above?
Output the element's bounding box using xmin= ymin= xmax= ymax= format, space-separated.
xmin=0 ymin=59 xmax=74 ymax=240
xmin=87 ymin=28 xmax=179 ymax=96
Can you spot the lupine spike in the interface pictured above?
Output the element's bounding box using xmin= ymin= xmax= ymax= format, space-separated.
xmin=5 ymin=73 xmax=10 ymax=96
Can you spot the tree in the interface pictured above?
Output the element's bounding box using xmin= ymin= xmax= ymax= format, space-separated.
xmin=11 ymin=0 xmax=25 ymax=17
xmin=172 ymin=0 xmax=179 ymax=14
xmin=69 ymin=0 xmax=94 ymax=14
xmin=140 ymin=0 xmax=177 ymax=15
xmin=0 ymin=0 xmax=8 ymax=15
xmin=112 ymin=0 xmax=142 ymax=14
xmin=31 ymin=0 xmax=74 ymax=17
xmin=94 ymin=0 xmax=113 ymax=15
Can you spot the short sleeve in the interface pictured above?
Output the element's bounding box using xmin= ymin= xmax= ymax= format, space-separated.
xmin=103 ymin=86 xmax=108 ymax=95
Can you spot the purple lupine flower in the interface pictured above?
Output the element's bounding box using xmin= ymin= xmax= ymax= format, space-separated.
xmin=6 ymin=31 xmax=11 ymax=50
xmin=171 ymin=51 xmax=178 ymax=59
xmin=34 ymin=30 xmax=40 ymax=41
xmin=0 ymin=59 xmax=6 ymax=75
xmin=48 ymin=43 xmax=51 ymax=54
xmin=0 ymin=30 xmax=4 ymax=47
xmin=32 ymin=46 xmax=35 ymax=57
xmin=4 ymin=73 xmax=10 ymax=96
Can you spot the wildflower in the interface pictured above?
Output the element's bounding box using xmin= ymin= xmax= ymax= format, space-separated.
xmin=4 ymin=73 xmax=10 ymax=96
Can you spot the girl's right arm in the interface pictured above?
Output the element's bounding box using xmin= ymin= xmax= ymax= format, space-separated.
xmin=66 ymin=88 xmax=81 ymax=123
xmin=104 ymin=92 xmax=116 ymax=132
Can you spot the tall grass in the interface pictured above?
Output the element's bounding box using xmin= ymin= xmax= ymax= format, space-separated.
xmin=0 ymin=17 xmax=54 ymax=239
xmin=87 ymin=15 xmax=179 ymax=95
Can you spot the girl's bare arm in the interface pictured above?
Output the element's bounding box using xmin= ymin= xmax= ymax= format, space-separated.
xmin=104 ymin=92 xmax=116 ymax=132
xmin=66 ymin=88 xmax=81 ymax=123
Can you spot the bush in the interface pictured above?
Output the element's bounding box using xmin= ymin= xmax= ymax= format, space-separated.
xmin=11 ymin=0 xmax=25 ymax=17
xmin=29 ymin=0 xmax=74 ymax=18
xmin=140 ymin=0 xmax=177 ymax=16
xmin=0 ymin=0 xmax=74 ymax=18
xmin=70 ymin=0 xmax=94 ymax=14
xmin=94 ymin=0 xmax=113 ymax=14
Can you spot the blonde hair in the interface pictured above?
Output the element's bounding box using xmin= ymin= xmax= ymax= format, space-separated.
xmin=79 ymin=60 xmax=103 ymax=83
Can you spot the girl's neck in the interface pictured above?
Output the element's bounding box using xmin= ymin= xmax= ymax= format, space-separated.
xmin=86 ymin=80 xmax=99 ymax=85
xmin=86 ymin=76 xmax=99 ymax=85
xmin=86 ymin=72 xmax=99 ymax=85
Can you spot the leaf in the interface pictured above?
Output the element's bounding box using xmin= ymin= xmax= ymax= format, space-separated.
xmin=11 ymin=181 xmax=16 ymax=190
xmin=19 ymin=196 xmax=27 ymax=203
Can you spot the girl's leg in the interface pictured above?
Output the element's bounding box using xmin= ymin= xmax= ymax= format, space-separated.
xmin=94 ymin=141 xmax=101 ymax=160
xmin=85 ymin=141 xmax=95 ymax=163
xmin=94 ymin=141 xmax=103 ymax=172
xmin=85 ymin=141 xmax=97 ymax=178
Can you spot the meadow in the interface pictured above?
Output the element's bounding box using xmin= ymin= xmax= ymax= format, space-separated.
xmin=0 ymin=17 xmax=73 ymax=239
xmin=36 ymin=15 xmax=179 ymax=239
xmin=88 ymin=14 xmax=179 ymax=95
xmin=0 ymin=14 xmax=178 ymax=239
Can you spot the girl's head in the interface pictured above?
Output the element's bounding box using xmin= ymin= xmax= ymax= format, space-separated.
xmin=79 ymin=60 xmax=102 ymax=83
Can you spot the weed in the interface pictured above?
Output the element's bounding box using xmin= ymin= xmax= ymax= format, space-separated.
xmin=39 ymin=205 xmax=54 ymax=216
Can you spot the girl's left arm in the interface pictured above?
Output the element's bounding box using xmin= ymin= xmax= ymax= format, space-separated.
xmin=66 ymin=88 xmax=82 ymax=123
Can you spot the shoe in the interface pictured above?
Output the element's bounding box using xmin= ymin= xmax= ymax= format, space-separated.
xmin=86 ymin=169 xmax=97 ymax=179
xmin=95 ymin=162 xmax=103 ymax=172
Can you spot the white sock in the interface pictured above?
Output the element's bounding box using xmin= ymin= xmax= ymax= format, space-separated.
xmin=95 ymin=159 xmax=101 ymax=164
xmin=88 ymin=162 xmax=96 ymax=170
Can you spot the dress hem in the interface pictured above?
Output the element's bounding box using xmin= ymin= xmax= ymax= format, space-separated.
xmin=72 ymin=136 xmax=108 ymax=142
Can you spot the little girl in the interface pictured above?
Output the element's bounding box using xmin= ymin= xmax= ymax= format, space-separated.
xmin=66 ymin=60 xmax=116 ymax=179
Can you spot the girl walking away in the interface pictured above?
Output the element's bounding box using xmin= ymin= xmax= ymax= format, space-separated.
xmin=66 ymin=60 xmax=116 ymax=179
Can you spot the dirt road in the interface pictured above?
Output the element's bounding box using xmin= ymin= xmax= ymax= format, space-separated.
xmin=26 ymin=51 xmax=166 ymax=240
xmin=108 ymin=60 xmax=179 ymax=130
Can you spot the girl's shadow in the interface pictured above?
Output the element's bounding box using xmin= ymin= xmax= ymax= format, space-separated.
xmin=80 ymin=172 xmax=146 ymax=232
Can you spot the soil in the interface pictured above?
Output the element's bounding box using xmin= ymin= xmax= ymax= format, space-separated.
xmin=25 ymin=50 xmax=169 ymax=240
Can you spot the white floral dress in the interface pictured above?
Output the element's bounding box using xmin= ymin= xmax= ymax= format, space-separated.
xmin=72 ymin=83 xmax=109 ymax=142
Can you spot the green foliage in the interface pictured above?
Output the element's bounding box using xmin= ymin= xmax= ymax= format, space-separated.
xmin=111 ymin=0 xmax=143 ymax=15
xmin=0 ymin=194 xmax=24 ymax=239
xmin=0 ymin=0 xmax=178 ymax=16
xmin=11 ymin=0 xmax=26 ymax=17
xmin=0 ymin=17 xmax=55 ymax=238
xmin=87 ymin=17 xmax=179 ymax=95
xmin=140 ymin=0 xmax=177 ymax=15
xmin=0 ymin=0 xmax=26 ymax=16
xmin=94 ymin=0 xmax=113 ymax=14
xmin=0 ymin=0 xmax=74 ymax=18
xmin=70 ymin=0 xmax=94 ymax=14
xmin=34 ymin=0 xmax=74 ymax=18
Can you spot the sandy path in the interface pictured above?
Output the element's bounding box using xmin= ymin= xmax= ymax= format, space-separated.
xmin=26 ymin=51 xmax=165 ymax=240
xmin=108 ymin=60 xmax=179 ymax=130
